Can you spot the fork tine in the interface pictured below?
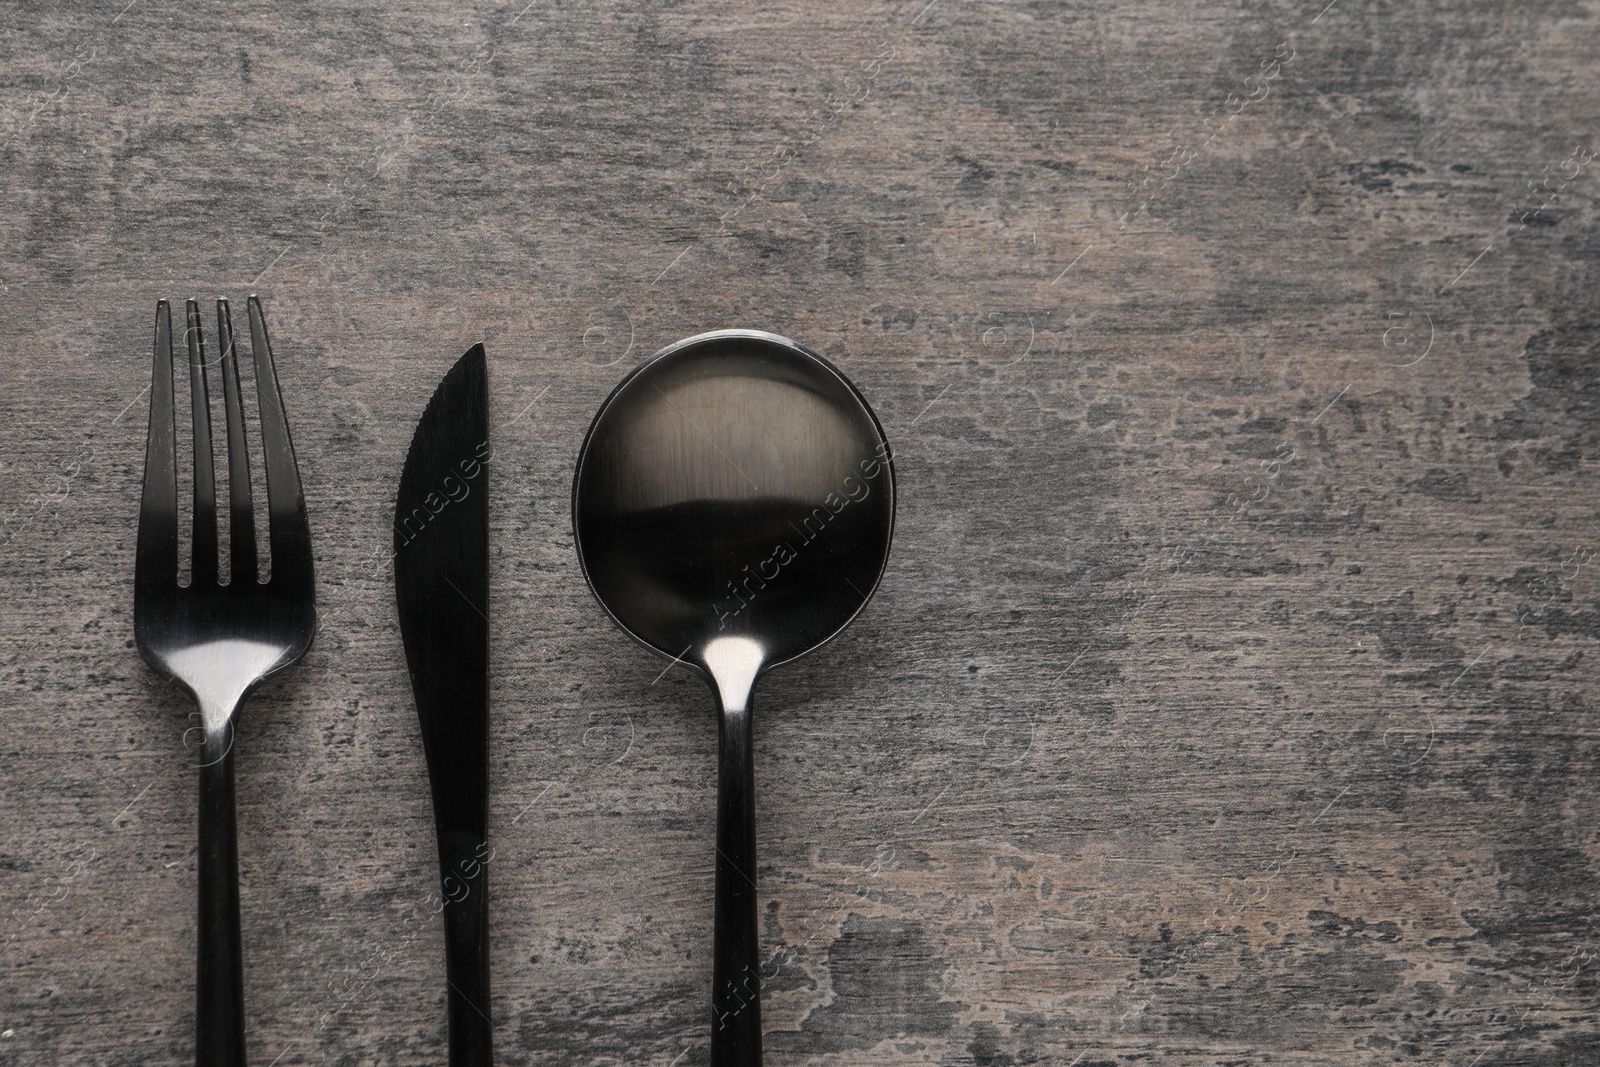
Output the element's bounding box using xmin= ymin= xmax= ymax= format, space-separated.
xmin=136 ymin=300 xmax=178 ymax=592
xmin=215 ymin=300 xmax=258 ymax=585
xmin=247 ymin=295 xmax=312 ymax=586
xmin=187 ymin=299 xmax=219 ymax=587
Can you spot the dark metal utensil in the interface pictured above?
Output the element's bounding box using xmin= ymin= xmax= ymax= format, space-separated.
xmin=134 ymin=297 xmax=316 ymax=1067
xmin=394 ymin=345 xmax=493 ymax=1067
xmin=572 ymin=330 xmax=895 ymax=1067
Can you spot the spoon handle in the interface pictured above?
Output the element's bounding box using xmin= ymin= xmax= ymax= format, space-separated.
xmin=712 ymin=700 xmax=762 ymax=1066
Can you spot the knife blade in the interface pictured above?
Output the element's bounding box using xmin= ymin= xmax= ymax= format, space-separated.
xmin=394 ymin=344 xmax=492 ymax=1066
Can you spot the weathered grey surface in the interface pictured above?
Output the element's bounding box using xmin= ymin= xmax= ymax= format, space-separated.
xmin=2 ymin=1 xmax=1598 ymax=1064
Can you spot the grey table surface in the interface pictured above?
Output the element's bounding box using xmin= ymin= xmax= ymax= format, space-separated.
xmin=3 ymin=1 xmax=1598 ymax=1065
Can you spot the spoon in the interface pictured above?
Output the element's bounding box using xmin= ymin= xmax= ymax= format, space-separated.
xmin=573 ymin=329 xmax=895 ymax=1066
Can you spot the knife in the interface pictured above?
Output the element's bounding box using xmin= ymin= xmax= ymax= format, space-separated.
xmin=394 ymin=344 xmax=492 ymax=1066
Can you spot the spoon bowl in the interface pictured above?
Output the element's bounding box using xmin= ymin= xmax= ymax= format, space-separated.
xmin=574 ymin=330 xmax=895 ymax=670
xmin=573 ymin=329 xmax=895 ymax=1066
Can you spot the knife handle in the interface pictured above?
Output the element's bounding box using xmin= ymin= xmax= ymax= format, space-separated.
xmin=439 ymin=837 xmax=493 ymax=1066
xmin=197 ymin=727 xmax=246 ymax=1067
xmin=712 ymin=701 xmax=761 ymax=1067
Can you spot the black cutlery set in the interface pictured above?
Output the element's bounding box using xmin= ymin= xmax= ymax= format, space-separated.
xmin=134 ymin=298 xmax=896 ymax=1067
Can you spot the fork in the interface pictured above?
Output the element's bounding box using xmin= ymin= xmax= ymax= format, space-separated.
xmin=135 ymin=296 xmax=316 ymax=1067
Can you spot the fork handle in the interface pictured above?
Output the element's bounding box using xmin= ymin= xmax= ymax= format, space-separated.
xmin=198 ymin=728 xmax=246 ymax=1067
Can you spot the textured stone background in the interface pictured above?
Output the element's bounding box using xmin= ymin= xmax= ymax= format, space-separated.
xmin=2 ymin=1 xmax=1598 ymax=1064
